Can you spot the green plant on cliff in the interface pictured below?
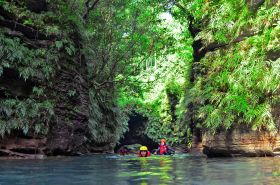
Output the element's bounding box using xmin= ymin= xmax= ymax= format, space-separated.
xmin=0 ymin=0 xmax=89 ymax=141
xmin=179 ymin=0 xmax=280 ymax=133
xmin=0 ymin=98 xmax=54 ymax=136
xmin=0 ymin=32 xmax=57 ymax=80
xmin=0 ymin=21 xmax=56 ymax=137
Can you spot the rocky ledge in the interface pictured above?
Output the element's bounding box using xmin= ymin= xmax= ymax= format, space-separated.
xmin=202 ymin=127 xmax=280 ymax=157
xmin=0 ymin=137 xmax=47 ymax=159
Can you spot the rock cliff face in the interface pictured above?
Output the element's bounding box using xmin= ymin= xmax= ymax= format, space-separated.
xmin=0 ymin=1 xmax=91 ymax=158
xmin=202 ymin=127 xmax=280 ymax=157
xmin=187 ymin=0 xmax=280 ymax=157
xmin=0 ymin=0 xmax=125 ymax=158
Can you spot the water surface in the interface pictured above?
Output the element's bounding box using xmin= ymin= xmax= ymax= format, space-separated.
xmin=0 ymin=154 xmax=279 ymax=185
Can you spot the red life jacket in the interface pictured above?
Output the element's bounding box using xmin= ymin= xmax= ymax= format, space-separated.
xmin=138 ymin=151 xmax=151 ymax=157
xmin=159 ymin=144 xmax=168 ymax=155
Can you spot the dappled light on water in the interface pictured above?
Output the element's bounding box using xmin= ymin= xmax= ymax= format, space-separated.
xmin=118 ymin=156 xmax=174 ymax=185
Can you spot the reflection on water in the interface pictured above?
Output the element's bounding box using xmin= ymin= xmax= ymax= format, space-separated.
xmin=0 ymin=155 xmax=279 ymax=185
xmin=118 ymin=156 xmax=174 ymax=185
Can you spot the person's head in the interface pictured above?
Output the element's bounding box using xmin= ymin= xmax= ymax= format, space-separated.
xmin=160 ymin=139 xmax=166 ymax=145
xmin=139 ymin=146 xmax=148 ymax=156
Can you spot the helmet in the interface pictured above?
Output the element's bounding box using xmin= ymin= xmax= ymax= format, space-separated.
xmin=160 ymin=139 xmax=166 ymax=143
xmin=140 ymin=146 xmax=148 ymax=151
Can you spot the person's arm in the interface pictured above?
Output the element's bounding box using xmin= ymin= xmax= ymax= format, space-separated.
xmin=153 ymin=147 xmax=159 ymax=154
xmin=167 ymin=146 xmax=175 ymax=154
xmin=168 ymin=146 xmax=175 ymax=152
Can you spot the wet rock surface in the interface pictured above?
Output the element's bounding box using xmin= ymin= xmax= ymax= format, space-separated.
xmin=0 ymin=137 xmax=47 ymax=159
xmin=202 ymin=127 xmax=280 ymax=157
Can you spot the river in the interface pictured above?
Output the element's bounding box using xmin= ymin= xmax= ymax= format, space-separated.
xmin=0 ymin=154 xmax=279 ymax=185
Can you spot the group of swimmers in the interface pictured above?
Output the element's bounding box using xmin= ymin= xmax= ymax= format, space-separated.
xmin=119 ymin=139 xmax=175 ymax=157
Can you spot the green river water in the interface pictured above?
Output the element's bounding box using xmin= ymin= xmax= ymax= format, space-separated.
xmin=0 ymin=154 xmax=279 ymax=185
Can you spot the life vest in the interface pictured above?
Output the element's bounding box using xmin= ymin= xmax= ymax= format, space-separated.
xmin=138 ymin=150 xmax=151 ymax=157
xmin=159 ymin=144 xmax=168 ymax=155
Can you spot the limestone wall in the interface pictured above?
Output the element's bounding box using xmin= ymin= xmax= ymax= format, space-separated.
xmin=202 ymin=128 xmax=280 ymax=157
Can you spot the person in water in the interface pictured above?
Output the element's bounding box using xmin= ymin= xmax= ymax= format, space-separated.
xmin=138 ymin=146 xmax=151 ymax=157
xmin=154 ymin=139 xmax=175 ymax=155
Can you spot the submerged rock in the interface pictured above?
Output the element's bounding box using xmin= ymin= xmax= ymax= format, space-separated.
xmin=202 ymin=127 xmax=280 ymax=157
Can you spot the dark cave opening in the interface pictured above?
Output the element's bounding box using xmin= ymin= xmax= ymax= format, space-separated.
xmin=116 ymin=113 xmax=157 ymax=152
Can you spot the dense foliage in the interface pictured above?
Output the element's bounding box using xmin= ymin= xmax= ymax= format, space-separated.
xmin=117 ymin=10 xmax=193 ymax=144
xmin=184 ymin=0 xmax=280 ymax=132
xmin=0 ymin=0 xmax=279 ymax=151
xmin=0 ymin=1 xmax=57 ymax=136
xmin=117 ymin=0 xmax=280 ymax=144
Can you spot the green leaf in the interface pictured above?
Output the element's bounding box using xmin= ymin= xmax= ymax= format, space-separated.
xmin=55 ymin=41 xmax=63 ymax=49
